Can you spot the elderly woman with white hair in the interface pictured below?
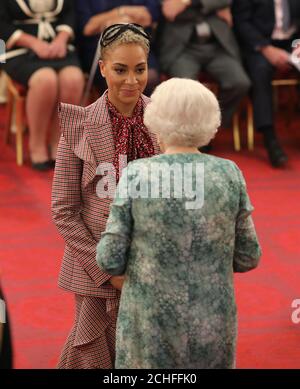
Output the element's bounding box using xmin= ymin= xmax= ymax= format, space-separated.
xmin=97 ymin=78 xmax=262 ymax=369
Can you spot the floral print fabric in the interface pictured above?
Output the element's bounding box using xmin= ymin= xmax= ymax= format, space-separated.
xmin=97 ymin=153 xmax=261 ymax=369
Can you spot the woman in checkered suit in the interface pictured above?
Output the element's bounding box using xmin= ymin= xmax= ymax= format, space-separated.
xmin=51 ymin=23 xmax=160 ymax=369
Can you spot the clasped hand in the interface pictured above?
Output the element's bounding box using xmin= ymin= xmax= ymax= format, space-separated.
xmin=109 ymin=275 xmax=125 ymax=291
xmin=30 ymin=36 xmax=67 ymax=59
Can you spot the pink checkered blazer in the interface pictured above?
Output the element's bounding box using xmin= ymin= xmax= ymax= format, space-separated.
xmin=52 ymin=93 xmax=160 ymax=298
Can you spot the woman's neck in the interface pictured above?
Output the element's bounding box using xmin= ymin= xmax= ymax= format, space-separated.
xmin=107 ymin=93 xmax=139 ymax=117
xmin=164 ymin=146 xmax=201 ymax=154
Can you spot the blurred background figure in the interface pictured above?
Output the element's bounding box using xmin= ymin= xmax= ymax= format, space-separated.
xmin=75 ymin=0 xmax=161 ymax=96
xmin=155 ymin=0 xmax=250 ymax=129
xmin=232 ymin=0 xmax=300 ymax=168
xmin=0 ymin=0 xmax=85 ymax=171
xmin=0 ymin=284 xmax=13 ymax=369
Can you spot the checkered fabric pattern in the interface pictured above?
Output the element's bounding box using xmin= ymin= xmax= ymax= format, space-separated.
xmin=57 ymin=294 xmax=119 ymax=369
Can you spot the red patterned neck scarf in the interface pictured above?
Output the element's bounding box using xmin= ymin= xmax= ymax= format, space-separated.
xmin=106 ymin=93 xmax=155 ymax=182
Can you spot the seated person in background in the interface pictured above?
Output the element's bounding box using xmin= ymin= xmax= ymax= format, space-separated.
xmin=0 ymin=0 xmax=85 ymax=171
xmin=75 ymin=0 xmax=161 ymax=95
xmin=155 ymin=0 xmax=250 ymax=130
xmin=97 ymin=77 xmax=261 ymax=369
xmin=232 ymin=0 xmax=300 ymax=168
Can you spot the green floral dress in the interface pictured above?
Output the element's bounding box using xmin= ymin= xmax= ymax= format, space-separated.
xmin=97 ymin=153 xmax=261 ymax=369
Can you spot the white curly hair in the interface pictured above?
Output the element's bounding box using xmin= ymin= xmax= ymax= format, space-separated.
xmin=144 ymin=78 xmax=221 ymax=148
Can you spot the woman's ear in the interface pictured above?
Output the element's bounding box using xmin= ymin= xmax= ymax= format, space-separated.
xmin=99 ymin=60 xmax=106 ymax=78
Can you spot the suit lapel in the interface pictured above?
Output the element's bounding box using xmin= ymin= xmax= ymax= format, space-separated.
xmin=84 ymin=95 xmax=115 ymax=167
xmin=84 ymin=93 xmax=158 ymax=166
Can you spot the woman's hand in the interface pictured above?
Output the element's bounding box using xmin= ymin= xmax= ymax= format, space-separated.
xmin=48 ymin=31 xmax=69 ymax=59
xmin=103 ymin=14 xmax=133 ymax=29
xmin=29 ymin=32 xmax=69 ymax=59
xmin=120 ymin=6 xmax=152 ymax=27
xmin=109 ymin=275 xmax=125 ymax=290
xmin=30 ymin=38 xmax=52 ymax=58
xmin=84 ymin=6 xmax=152 ymax=36
xmin=83 ymin=9 xmax=130 ymax=35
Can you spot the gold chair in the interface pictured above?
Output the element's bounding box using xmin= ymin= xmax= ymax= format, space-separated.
xmin=235 ymin=97 xmax=254 ymax=152
xmin=2 ymin=71 xmax=27 ymax=166
xmin=272 ymin=76 xmax=300 ymax=127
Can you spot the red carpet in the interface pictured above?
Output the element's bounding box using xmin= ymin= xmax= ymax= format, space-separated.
xmin=0 ymin=103 xmax=300 ymax=368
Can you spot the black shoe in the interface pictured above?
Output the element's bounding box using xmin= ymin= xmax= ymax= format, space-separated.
xmin=264 ymin=139 xmax=288 ymax=167
xmin=31 ymin=160 xmax=53 ymax=171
